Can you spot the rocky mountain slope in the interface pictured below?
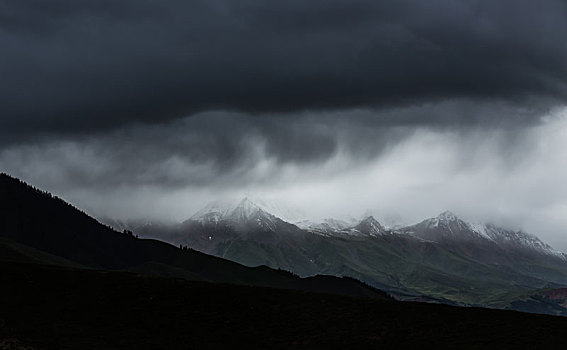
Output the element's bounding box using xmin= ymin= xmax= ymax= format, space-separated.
xmin=136 ymin=198 xmax=567 ymax=313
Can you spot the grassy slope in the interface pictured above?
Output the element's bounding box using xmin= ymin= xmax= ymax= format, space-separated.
xmin=213 ymin=231 xmax=566 ymax=305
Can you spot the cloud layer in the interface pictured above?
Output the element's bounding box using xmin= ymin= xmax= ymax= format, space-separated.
xmin=1 ymin=0 xmax=566 ymax=139
xmin=2 ymin=106 xmax=567 ymax=250
xmin=1 ymin=1 xmax=567 ymax=249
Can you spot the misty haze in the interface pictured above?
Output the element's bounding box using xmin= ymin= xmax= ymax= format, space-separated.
xmin=2 ymin=0 xmax=567 ymax=348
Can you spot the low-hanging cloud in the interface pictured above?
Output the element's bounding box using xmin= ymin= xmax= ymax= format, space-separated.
xmin=2 ymin=105 xmax=567 ymax=249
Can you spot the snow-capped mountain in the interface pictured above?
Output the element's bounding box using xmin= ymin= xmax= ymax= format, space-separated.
xmin=188 ymin=202 xmax=564 ymax=259
xmin=354 ymin=216 xmax=387 ymax=236
xmin=404 ymin=211 xmax=488 ymax=241
xmin=403 ymin=211 xmax=566 ymax=259
xmin=227 ymin=198 xmax=281 ymax=232
xmin=190 ymin=202 xmax=231 ymax=225
xmin=134 ymin=201 xmax=567 ymax=308
xmin=192 ymin=196 xmax=306 ymax=223
xmin=244 ymin=196 xmax=307 ymax=223
xmin=479 ymin=223 xmax=565 ymax=259
xmin=188 ymin=197 xmax=293 ymax=233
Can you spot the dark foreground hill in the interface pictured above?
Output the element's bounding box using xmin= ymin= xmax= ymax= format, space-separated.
xmin=2 ymin=261 xmax=567 ymax=349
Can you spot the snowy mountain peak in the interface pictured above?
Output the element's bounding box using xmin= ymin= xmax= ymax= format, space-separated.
xmin=407 ymin=212 xmax=566 ymax=259
xmin=356 ymin=216 xmax=386 ymax=236
xmin=189 ymin=197 xmax=283 ymax=232
xmin=481 ymin=224 xmax=566 ymax=259
xmin=230 ymin=197 xmax=265 ymax=221
xmin=422 ymin=211 xmax=467 ymax=230
xmin=190 ymin=201 xmax=230 ymax=224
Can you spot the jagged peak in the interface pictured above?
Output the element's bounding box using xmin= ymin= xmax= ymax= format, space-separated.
xmin=356 ymin=215 xmax=386 ymax=235
xmin=228 ymin=197 xmax=282 ymax=226
xmin=191 ymin=197 xmax=264 ymax=220
xmin=418 ymin=210 xmax=470 ymax=231
xmin=190 ymin=197 xmax=281 ymax=231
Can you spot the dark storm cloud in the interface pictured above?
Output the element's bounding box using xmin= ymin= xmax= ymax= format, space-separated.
xmin=0 ymin=102 xmax=533 ymax=195
xmin=0 ymin=112 xmax=332 ymax=188
xmin=1 ymin=0 xmax=566 ymax=138
xmin=0 ymin=110 xmax=418 ymax=191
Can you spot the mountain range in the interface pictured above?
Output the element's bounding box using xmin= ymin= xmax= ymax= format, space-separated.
xmin=124 ymin=197 xmax=567 ymax=313
xmin=3 ymin=172 xmax=567 ymax=317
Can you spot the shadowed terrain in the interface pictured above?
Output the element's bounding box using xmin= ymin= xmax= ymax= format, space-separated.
xmin=3 ymin=261 xmax=567 ymax=349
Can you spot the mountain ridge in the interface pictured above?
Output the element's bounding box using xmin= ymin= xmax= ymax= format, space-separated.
xmin=184 ymin=198 xmax=565 ymax=257
xmin=403 ymin=211 xmax=565 ymax=259
xmin=4 ymin=173 xmax=567 ymax=315
xmin=143 ymin=197 xmax=567 ymax=312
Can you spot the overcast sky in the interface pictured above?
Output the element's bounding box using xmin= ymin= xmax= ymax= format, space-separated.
xmin=1 ymin=0 xmax=567 ymax=249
